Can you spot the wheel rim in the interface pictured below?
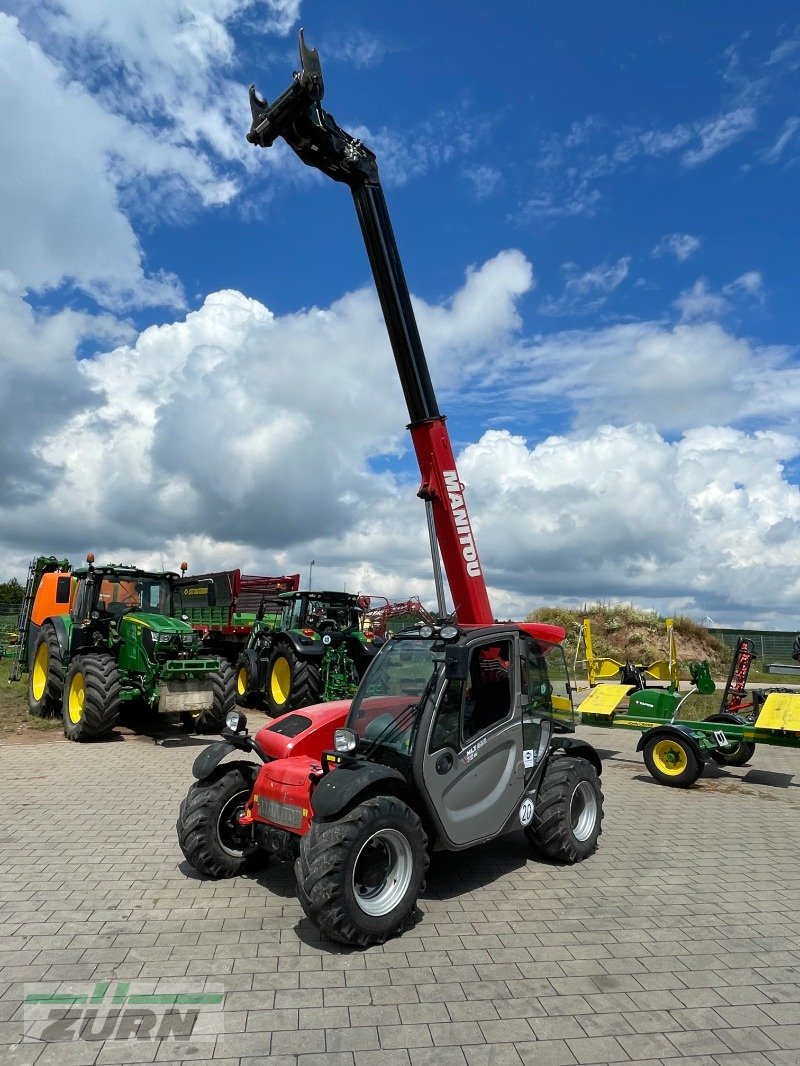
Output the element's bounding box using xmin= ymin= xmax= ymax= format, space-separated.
xmin=652 ymin=739 xmax=687 ymax=776
xmin=32 ymin=643 xmax=49 ymax=701
xmin=352 ymin=828 xmax=413 ymax=917
xmin=216 ymin=789 xmax=254 ymax=858
xmin=270 ymin=656 xmax=291 ymax=706
xmin=570 ymin=780 xmax=598 ymax=841
xmin=237 ymin=667 xmax=248 ymax=696
xmin=68 ymin=671 xmax=85 ymax=724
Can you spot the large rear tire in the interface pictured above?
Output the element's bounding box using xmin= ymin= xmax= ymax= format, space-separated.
xmin=62 ymin=654 xmax=121 ymax=742
xmin=525 ymin=756 xmax=603 ymax=863
xmin=296 ymin=796 xmax=429 ymax=947
xmin=177 ymin=763 xmax=268 ymax=879
xmin=28 ymin=626 xmax=65 ymax=718
xmin=235 ymin=649 xmax=264 ymax=708
xmin=194 ymin=657 xmax=236 ymax=734
xmin=265 ymin=642 xmax=321 ymax=716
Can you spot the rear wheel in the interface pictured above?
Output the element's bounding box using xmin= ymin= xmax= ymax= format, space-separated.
xmin=62 ymin=654 xmax=121 ymax=741
xmin=296 ymin=795 xmax=429 ymax=947
xmin=266 ymin=642 xmax=321 ymax=716
xmin=643 ymin=733 xmax=703 ymax=787
xmin=28 ymin=626 xmax=65 ymax=717
xmin=194 ymin=658 xmax=236 ymax=734
xmin=526 ymin=756 xmax=603 ymax=863
xmin=177 ymin=763 xmax=268 ymax=878
xmin=705 ymin=713 xmax=756 ymax=767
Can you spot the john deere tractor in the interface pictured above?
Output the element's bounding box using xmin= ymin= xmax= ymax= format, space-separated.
xmin=25 ymin=556 xmax=233 ymax=741
xmin=235 ymin=590 xmax=383 ymax=715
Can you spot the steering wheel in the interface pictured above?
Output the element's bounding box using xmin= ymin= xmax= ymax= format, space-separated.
xmin=315 ymin=619 xmax=339 ymax=633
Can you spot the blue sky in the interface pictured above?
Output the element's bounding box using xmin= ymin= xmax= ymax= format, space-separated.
xmin=1 ymin=1 xmax=799 ymax=629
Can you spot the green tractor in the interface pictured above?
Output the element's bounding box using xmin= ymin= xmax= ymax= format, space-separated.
xmin=235 ymin=590 xmax=384 ymax=715
xmin=24 ymin=556 xmax=233 ymax=741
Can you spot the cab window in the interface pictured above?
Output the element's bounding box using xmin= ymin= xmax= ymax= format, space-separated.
xmin=428 ymin=639 xmax=513 ymax=752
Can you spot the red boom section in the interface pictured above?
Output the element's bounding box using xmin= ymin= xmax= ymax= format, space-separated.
xmin=410 ymin=418 xmax=493 ymax=626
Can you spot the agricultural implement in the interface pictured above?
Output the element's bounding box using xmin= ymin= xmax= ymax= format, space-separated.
xmin=18 ymin=554 xmax=232 ymax=741
xmin=575 ymin=617 xmax=679 ymax=691
xmin=176 ymin=32 xmax=604 ymax=948
xmin=579 ymin=634 xmax=800 ymax=786
xmin=235 ymin=589 xmax=385 ymax=713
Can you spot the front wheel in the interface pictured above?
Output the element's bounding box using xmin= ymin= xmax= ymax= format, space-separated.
xmin=235 ymin=649 xmax=264 ymax=707
xmin=265 ymin=643 xmax=321 ymax=716
xmin=296 ymin=795 xmax=429 ymax=947
xmin=526 ymin=756 xmax=603 ymax=863
xmin=177 ymin=763 xmax=268 ymax=879
xmin=62 ymin=654 xmax=121 ymax=742
xmin=643 ymin=733 xmax=703 ymax=787
xmin=194 ymin=658 xmax=236 ymax=734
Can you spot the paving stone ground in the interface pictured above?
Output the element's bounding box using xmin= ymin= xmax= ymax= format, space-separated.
xmin=1 ymin=715 xmax=799 ymax=1066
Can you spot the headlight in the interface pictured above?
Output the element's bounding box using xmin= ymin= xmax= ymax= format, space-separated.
xmin=226 ymin=711 xmax=247 ymax=733
xmin=418 ymin=625 xmax=434 ymax=638
xmin=181 ymin=633 xmax=195 ymax=645
xmin=156 ymin=633 xmax=172 ymax=643
xmin=333 ymin=728 xmax=357 ymax=753
xmin=439 ymin=625 xmax=459 ymax=640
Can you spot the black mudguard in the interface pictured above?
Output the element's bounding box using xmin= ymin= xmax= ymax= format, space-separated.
xmin=281 ymin=632 xmax=325 ymax=658
xmin=192 ymin=737 xmax=262 ymax=781
xmin=635 ymin=724 xmax=704 ymax=760
xmin=550 ymin=737 xmax=602 ymax=777
xmin=311 ymin=762 xmax=407 ymax=820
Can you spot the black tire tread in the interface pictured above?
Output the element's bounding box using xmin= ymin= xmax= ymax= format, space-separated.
xmin=176 ymin=763 xmax=267 ymax=878
xmin=27 ymin=626 xmax=65 ymax=718
xmin=526 ymin=756 xmax=603 ymax=864
xmin=195 ymin=657 xmax=236 ymax=733
xmin=62 ymin=654 xmax=121 ymax=742
xmin=267 ymin=642 xmax=322 ymax=715
xmin=296 ymin=796 xmax=428 ymax=948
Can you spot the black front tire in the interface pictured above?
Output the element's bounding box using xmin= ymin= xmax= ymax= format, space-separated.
xmin=526 ymin=756 xmax=603 ymax=863
xmin=265 ymin=642 xmax=321 ymax=716
xmin=194 ymin=657 xmax=236 ymax=734
xmin=62 ymin=654 xmax=121 ymax=742
xmin=643 ymin=733 xmax=703 ymax=787
xmin=177 ymin=763 xmax=268 ymax=878
xmin=235 ymin=649 xmax=264 ymax=708
xmin=296 ymin=796 xmax=429 ymax=947
xmin=27 ymin=626 xmax=65 ymax=717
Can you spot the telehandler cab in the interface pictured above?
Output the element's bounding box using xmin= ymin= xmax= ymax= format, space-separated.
xmin=177 ymin=32 xmax=604 ymax=947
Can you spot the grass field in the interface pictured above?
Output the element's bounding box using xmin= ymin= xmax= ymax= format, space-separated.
xmin=0 ymin=655 xmax=61 ymax=738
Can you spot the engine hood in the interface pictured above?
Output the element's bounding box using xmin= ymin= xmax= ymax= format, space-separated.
xmin=121 ymin=613 xmax=193 ymax=634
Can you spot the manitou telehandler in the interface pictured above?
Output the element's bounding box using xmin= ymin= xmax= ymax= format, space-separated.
xmin=177 ymin=33 xmax=604 ymax=947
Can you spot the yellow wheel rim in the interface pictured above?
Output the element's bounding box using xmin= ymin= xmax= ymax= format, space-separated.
xmin=68 ymin=671 xmax=85 ymax=724
xmin=270 ymin=656 xmax=291 ymax=706
xmin=32 ymin=642 xmax=49 ymax=701
xmin=237 ymin=667 xmax=248 ymax=696
xmin=652 ymin=738 xmax=687 ymax=776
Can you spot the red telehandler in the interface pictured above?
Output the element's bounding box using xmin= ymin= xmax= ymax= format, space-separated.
xmin=177 ymin=33 xmax=604 ymax=947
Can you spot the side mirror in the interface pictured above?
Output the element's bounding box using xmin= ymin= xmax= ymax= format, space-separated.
xmin=445 ymin=646 xmax=470 ymax=681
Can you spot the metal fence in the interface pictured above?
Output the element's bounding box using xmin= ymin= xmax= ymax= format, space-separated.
xmin=708 ymin=627 xmax=798 ymax=664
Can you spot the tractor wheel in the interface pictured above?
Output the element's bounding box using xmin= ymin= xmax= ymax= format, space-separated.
xmin=705 ymin=713 xmax=756 ymax=767
xmin=194 ymin=658 xmax=236 ymax=734
xmin=62 ymin=654 xmax=121 ymax=742
xmin=266 ymin=642 xmax=321 ymax=716
xmin=296 ymin=795 xmax=429 ymax=947
xmin=27 ymin=626 xmax=65 ymax=718
xmin=176 ymin=763 xmax=268 ymax=879
xmin=643 ymin=733 xmax=703 ymax=787
xmin=235 ymin=649 xmax=263 ymax=708
xmin=525 ymin=756 xmax=603 ymax=864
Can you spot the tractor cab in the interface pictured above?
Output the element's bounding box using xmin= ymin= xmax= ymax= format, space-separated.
xmin=277 ymin=590 xmax=363 ymax=634
xmin=327 ymin=622 xmax=580 ymax=850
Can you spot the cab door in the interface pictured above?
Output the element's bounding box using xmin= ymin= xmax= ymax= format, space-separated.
xmin=419 ymin=637 xmax=524 ymax=847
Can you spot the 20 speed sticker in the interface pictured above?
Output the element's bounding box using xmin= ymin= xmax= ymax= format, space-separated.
xmin=519 ymin=797 xmax=535 ymax=826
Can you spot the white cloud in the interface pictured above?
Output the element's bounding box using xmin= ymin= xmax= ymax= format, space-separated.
xmin=540 ymin=257 xmax=630 ymax=316
xmin=762 ymin=116 xmax=800 ymax=162
xmin=682 ymin=107 xmax=758 ymax=167
xmin=652 ymin=233 xmax=701 ymax=262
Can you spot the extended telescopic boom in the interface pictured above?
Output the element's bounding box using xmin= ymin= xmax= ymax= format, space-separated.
xmin=247 ymin=31 xmax=493 ymax=626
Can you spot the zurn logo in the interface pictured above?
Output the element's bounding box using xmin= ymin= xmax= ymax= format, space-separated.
xmin=23 ymin=981 xmax=224 ymax=1043
xmin=443 ymin=470 xmax=482 ymax=578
